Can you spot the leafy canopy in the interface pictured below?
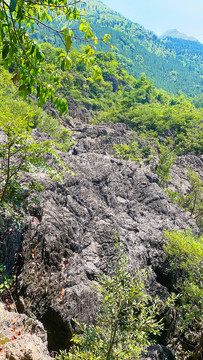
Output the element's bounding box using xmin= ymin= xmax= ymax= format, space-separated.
xmin=0 ymin=0 xmax=109 ymax=113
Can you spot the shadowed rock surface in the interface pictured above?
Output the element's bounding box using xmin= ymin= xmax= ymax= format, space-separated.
xmin=141 ymin=344 xmax=176 ymax=360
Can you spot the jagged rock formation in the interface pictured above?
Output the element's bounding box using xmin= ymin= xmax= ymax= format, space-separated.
xmin=70 ymin=122 xmax=135 ymax=156
xmin=1 ymin=122 xmax=202 ymax=358
xmin=0 ymin=302 xmax=52 ymax=360
xmin=10 ymin=123 xmax=197 ymax=355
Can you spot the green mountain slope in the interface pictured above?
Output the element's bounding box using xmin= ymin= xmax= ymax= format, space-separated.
xmin=32 ymin=0 xmax=203 ymax=97
xmin=161 ymin=37 xmax=203 ymax=75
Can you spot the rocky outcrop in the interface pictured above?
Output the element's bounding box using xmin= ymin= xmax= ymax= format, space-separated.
xmin=70 ymin=122 xmax=134 ymax=156
xmin=1 ymin=123 xmax=201 ymax=357
xmin=66 ymin=97 xmax=94 ymax=123
xmin=0 ymin=302 xmax=52 ymax=360
xmin=11 ymin=124 xmax=197 ymax=353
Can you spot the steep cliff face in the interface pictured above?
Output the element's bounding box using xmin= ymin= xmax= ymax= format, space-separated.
xmin=11 ymin=123 xmax=198 ymax=354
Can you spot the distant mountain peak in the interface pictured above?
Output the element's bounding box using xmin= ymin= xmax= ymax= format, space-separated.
xmin=161 ymin=29 xmax=199 ymax=42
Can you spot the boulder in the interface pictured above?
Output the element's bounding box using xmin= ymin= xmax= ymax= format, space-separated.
xmin=0 ymin=302 xmax=52 ymax=360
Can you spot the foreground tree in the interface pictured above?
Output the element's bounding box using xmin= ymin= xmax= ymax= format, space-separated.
xmin=0 ymin=0 xmax=110 ymax=113
xmin=0 ymin=98 xmax=69 ymax=227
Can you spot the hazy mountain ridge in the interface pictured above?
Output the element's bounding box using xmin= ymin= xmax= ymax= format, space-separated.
xmin=161 ymin=29 xmax=199 ymax=42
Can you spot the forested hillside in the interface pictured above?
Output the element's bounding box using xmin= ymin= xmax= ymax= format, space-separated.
xmin=31 ymin=0 xmax=203 ymax=96
xmin=1 ymin=43 xmax=202 ymax=156
xmin=162 ymin=36 xmax=203 ymax=74
xmin=42 ymin=43 xmax=203 ymax=155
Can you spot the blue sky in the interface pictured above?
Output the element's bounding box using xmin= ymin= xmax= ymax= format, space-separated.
xmin=101 ymin=0 xmax=203 ymax=43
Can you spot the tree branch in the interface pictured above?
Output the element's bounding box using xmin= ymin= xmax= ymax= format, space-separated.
xmin=25 ymin=15 xmax=62 ymax=33
xmin=25 ymin=0 xmax=84 ymax=8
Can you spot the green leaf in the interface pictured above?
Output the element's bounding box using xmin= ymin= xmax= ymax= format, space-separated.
xmin=2 ymin=43 xmax=9 ymax=59
xmin=65 ymin=35 xmax=72 ymax=53
xmin=79 ymin=21 xmax=85 ymax=31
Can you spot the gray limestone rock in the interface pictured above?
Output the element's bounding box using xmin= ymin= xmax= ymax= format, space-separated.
xmin=1 ymin=123 xmax=201 ymax=357
xmin=14 ymin=125 xmax=197 ymax=351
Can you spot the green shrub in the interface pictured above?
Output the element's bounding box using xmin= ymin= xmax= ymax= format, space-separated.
xmin=56 ymin=248 xmax=163 ymax=360
xmin=0 ymin=102 xmax=69 ymax=227
xmin=113 ymin=141 xmax=142 ymax=162
xmin=164 ymin=230 xmax=203 ymax=357
xmin=167 ymin=168 xmax=203 ymax=232
xmin=113 ymin=137 xmax=153 ymax=163
xmin=155 ymin=143 xmax=176 ymax=188
xmin=0 ymin=263 xmax=15 ymax=299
